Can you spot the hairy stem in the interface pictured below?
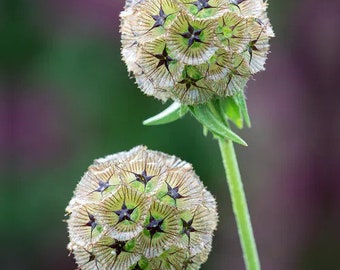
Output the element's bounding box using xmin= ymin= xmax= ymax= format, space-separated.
xmin=218 ymin=138 xmax=261 ymax=270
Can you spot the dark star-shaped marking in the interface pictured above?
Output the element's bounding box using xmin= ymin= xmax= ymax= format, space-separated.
xmin=132 ymin=169 xmax=155 ymax=188
xmin=181 ymin=217 xmax=197 ymax=243
xmin=146 ymin=214 xmax=165 ymax=239
xmin=150 ymin=6 xmax=169 ymax=30
xmin=247 ymin=21 xmax=264 ymax=63
xmin=181 ymin=23 xmax=204 ymax=48
xmin=85 ymin=212 xmax=97 ymax=231
xmin=165 ymin=182 xmax=184 ymax=202
xmin=108 ymin=240 xmax=128 ymax=256
xmin=154 ymin=46 xmax=174 ymax=71
xmin=247 ymin=40 xmax=259 ymax=63
xmin=113 ymin=201 xmax=136 ymax=224
xmin=107 ymin=239 xmax=129 ymax=267
xmin=191 ymin=0 xmax=213 ymax=12
xmin=93 ymin=180 xmax=111 ymax=195
xmin=78 ymin=249 xmax=100 ymax=270
xmin=178 ymin=71 xmax=203 ymax=91
xmin=88 ymin=252 xmax=95 ymax=262
xmin=81 ymin=210 xmax=98 ymax=242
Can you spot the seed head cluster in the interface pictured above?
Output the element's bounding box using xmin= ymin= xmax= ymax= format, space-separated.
xmin=120 ymin=0 xmax=274 ymax=104
xmin=66 ymin=146 xmax=218 ymax=269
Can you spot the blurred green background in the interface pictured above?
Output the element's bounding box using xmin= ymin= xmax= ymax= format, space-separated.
xmin=1 ymin=0 xmax=339 ymax=269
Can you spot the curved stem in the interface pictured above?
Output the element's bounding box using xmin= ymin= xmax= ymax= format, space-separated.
xmin=218 ymin=138 xmax=261 ymax=270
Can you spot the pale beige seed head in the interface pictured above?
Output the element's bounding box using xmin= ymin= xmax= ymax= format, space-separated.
xmin=66 ymin=146 xmax=218 ymax=269
xmin=120 ymin=0 xmax=274 ymax=105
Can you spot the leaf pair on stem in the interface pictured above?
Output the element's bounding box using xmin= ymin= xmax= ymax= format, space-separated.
xmin=144 ymin=91 xmax=251 ymax=146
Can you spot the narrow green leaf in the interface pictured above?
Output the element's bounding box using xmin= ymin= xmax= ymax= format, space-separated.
xmin=219 ymin=97 xmax=243 ymax=129
xmin=143 ymin=102 xmax=188 ymax=126
xmin=189 ymin=104 xmax=248 ymax=146
xmin=236 ymin=92 xmax=251 ymax=128
xmin=208 ymin=99 xmax=227 ymax=125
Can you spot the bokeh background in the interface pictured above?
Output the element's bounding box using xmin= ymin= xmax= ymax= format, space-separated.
xmin=1 ymin=0 xmax=339 ymax=269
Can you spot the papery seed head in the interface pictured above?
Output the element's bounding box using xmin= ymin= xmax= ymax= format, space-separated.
xmin=66 ymin=146 xmax=218 ymax=269
xmin=120 ymin=0 xmax=274 ymax=105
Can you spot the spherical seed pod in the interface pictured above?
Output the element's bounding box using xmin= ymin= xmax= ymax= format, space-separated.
xmin=120 ymin=0 xmax=274 ymax=105
xmin=66 ymin=146 xmax=218 ymax=270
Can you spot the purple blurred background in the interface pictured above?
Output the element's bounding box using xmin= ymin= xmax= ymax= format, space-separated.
xmin=1 ymin=0 xmax=339 ymax=269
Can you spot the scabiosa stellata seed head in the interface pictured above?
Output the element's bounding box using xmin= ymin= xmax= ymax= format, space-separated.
xmin=120 ymin=0 xmax=274 ymax=105
xmin=66 ymin=146 xmax=218 ymax=269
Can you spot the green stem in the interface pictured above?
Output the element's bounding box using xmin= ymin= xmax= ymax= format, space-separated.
xmin=218 ymin=138 xmax=261 ymax=270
